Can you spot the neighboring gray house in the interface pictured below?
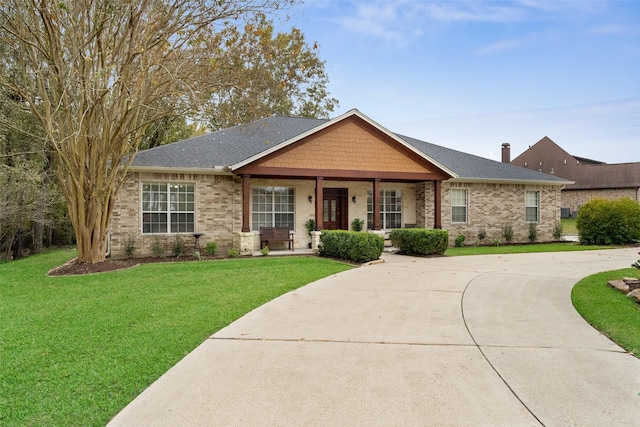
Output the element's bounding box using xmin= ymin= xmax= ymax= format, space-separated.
xmin=110 ymin=109 xmax=569 ymax=257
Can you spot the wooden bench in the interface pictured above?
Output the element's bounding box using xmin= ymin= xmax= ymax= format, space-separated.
xmin=260 ymin=227 xmax=294 ymax=251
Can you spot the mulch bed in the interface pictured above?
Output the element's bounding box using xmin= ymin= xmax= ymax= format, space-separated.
xmin=48 ymin=255 xmax=225 ymax=277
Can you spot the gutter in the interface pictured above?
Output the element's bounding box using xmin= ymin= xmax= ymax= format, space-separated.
xmin=127 ymin=166 xmax=233 ymax=175
xmin=447 ymin=177 xmax=574 ymax=186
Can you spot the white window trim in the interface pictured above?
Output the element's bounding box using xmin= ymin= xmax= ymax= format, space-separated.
xmin=367 ymin=189 xmax=403 ymax=230
xmin=524 ymin=190 xmax=540 ymax=223
xmin=251 ymin=186 xmax=295 ymax=231
xmin=451 ymin=188 xmax=468 ymax=224
xmin=140 ymin=181 xmax=196 ymax=234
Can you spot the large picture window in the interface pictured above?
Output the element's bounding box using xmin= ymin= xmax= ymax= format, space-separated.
xmin=451 ymin=189 xmax=468 ymax=223
xmin=367 ymin=189 xmax=402 ymax=229
xmin=252 ymin=186 xmax=294 ymax=231
xmin=142 ymin=183 xmax=195 ymax=233
xmin=525 ymin=191 xmax=540 ymax=222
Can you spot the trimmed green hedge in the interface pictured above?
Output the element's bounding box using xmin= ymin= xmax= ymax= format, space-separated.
xmin=577 ymin=198 xmax=640 ymax=245
xmin=318 ymin=230 xmax=384 ymax=263
xmin=389 ymin=228 xmax=449 ymax=255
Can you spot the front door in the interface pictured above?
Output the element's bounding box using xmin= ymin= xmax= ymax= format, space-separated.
xmin=323 ymin=188 xmax=348 ymax=230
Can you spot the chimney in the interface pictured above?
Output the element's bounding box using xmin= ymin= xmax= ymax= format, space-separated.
xmin=501 ymin=143 xmax=511 ymax=163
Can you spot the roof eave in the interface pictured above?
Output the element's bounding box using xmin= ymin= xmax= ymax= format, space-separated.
xmin=127 ymin=165 xmax=233 ymax=175
xmin=447 ymin=177 xmax=573 ymax=186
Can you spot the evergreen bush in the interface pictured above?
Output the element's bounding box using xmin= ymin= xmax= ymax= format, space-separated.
xmin=389 ymin=228 xmax=449 ymax=256
xmin=577 ymin=198 xmax=640 ymax=245
xmin=318 ymin=230 xmax=383 ymax=263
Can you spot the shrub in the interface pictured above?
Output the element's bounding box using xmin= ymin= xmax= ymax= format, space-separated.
xmin=501 ymin=225 xmax=514 ymax=243
xmin=351 ymin=218 xmax=364 ymax=232
xmin=261 ymin=246 xmax=270 ymax=256
xmin=227 ymin=247 xmax=239 ymax=258
xmin=577 ymin=198 xmax=640 ymax=245
xmin=477 ymin=228 xmax=487 ymax=245
xmin=205 ymin=241 xmax=218 ymax=256
xmin=151 ymin=237 xmax=165 ymax=258
xmin=192 ymin=250 xmax=201 ymax=260
xmin=454 ymin=234 xmax=466 ymax=247
xmin=492 ymin=238 xmax=501 ymax=246
xmin=124 ymin=236 xmax=137 ymax=259
xmin=552 ymin=222 xmax=563 ymax=240
xmin=172 ymin=236 xmax=186 ymax=257
xmin=389 ymin=228 xmax=449 ymax=256
xmin=528 ymin=222 xmax=538 ymax=243
xmin=318 ymin=230 xmax=383 ymax=263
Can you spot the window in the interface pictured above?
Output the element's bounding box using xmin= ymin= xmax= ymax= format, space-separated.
xmin=525 ymin=191 xmax=540 ymax=222
xmin=451 ymin=189 xmax=468 ymax=223
xmin=142 ymin=183 xmax=195 ymax=233
xmin=252 ymin=186 xmax=294 ymax=231
xmin=367 ymin=189 xmax=402 ymax=229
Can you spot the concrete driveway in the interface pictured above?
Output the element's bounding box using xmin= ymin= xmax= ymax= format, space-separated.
xmin=109 ymin=248 xmax=640 ymax=426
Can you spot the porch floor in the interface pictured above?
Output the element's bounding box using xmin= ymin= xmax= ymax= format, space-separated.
xmin=251 ymin=248 xmax=316 ymax=257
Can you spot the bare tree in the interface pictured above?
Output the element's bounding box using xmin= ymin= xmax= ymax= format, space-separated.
xmin=0 ymin=0 xmax=295 ymax=263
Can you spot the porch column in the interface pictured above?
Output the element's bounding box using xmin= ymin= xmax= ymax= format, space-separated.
xmin=373 ymin=178 xmax=381 ymax=230
xmin=242 ymin=174 xmax=251 ymax=232
xmin=315 ymin=177 xmax=324 ymax=230
xmin=434 ymin=180 xmax=442 ymax=229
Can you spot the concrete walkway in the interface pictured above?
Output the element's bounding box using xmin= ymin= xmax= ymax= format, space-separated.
xmin=109 ymin=248 xmax=640 ymax=426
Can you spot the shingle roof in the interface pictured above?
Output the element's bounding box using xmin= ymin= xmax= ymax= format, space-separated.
xmin=131 ymin=114 xmax=569 ymax=184
xmin=510 ymin=136 xmax=639 ymax=188
xmin=397 ymin=135 xmax=567 ymax=183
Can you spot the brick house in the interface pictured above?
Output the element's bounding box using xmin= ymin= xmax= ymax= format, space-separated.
xmin=507 ymin=136 xmax=640 ymax=215
xmin=110 ymin=110 xmax=569 ymax=257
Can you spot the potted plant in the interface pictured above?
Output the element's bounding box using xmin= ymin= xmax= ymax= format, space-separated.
xmin=305 ymin=218 xmax=316 ymax=248
xmin=351 ymin=218 xmax=364 ymax=232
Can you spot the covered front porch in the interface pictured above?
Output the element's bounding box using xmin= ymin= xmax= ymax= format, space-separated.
xmin=230 ymin=111 xmax=453 ymax=254
xmin=235 ymin=177 xmax=445 ymax=254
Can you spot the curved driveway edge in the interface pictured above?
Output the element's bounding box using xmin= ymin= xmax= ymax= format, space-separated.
xmin=109 ymin=248 xmax=640 ymax=426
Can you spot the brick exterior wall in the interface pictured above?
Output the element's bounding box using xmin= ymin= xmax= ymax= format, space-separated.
xmin=110 ymin=172 xmax=563 ymax=257
xmin=110 ymin=172 xmax=242 ymax=258
xmin=561 ymin=188 xmax=640 ymax=213
xmin=441 ymin=181 xmax=561 ymax=245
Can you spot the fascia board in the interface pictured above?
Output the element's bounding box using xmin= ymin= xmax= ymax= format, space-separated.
xmin=127 ymin=166 xmax=233 ymax=175
xmin=446 ymin=177 xmax=574 ymax=186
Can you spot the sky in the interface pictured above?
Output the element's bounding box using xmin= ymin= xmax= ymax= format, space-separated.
xmin=277 ymin=0 xmax=640 ymax=164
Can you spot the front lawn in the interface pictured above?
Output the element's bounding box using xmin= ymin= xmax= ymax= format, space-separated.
xmin=572 ymin=268 xmax=640 ymax=356
xmin=445 ymin=242 xmax=613 ymax=256
xmin=0 ymin=250 xmax=352 ymax=426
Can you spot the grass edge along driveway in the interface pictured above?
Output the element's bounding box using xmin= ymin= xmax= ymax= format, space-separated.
xmin=572 ymin=268 xmax=640 ymax=357
xmin=0 ymin=250 xmax=353 ymax=427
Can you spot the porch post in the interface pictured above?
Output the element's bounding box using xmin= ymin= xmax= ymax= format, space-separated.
xmin=373 ymin=178 xmax=381 ymax=230
xmin=242 ymin=174 xmax=251 ymax=232
xmin=434 ymin=180 xmax=442 ymax=229
xmin=315 ymin=176 xmax=324 ymax=230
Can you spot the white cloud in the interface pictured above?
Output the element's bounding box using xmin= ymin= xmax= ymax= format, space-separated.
xmin=380 ymin=98 xmax=640 ymax=164
xmin=588 ymin=24 xmax=634 ymax=36
xmin=474 ymin=39 xmax=520 ymax=55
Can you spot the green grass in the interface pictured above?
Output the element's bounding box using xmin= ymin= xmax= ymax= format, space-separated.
xmin=561 ymin=217 xmax=578 ymax=234
xmin=0 ymin=250 xmax=353 ymax=426
xmin=572 ymin=268 xmax=640 ymax=356
xmin=445 ymin=242 xmax=614 ymax=256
